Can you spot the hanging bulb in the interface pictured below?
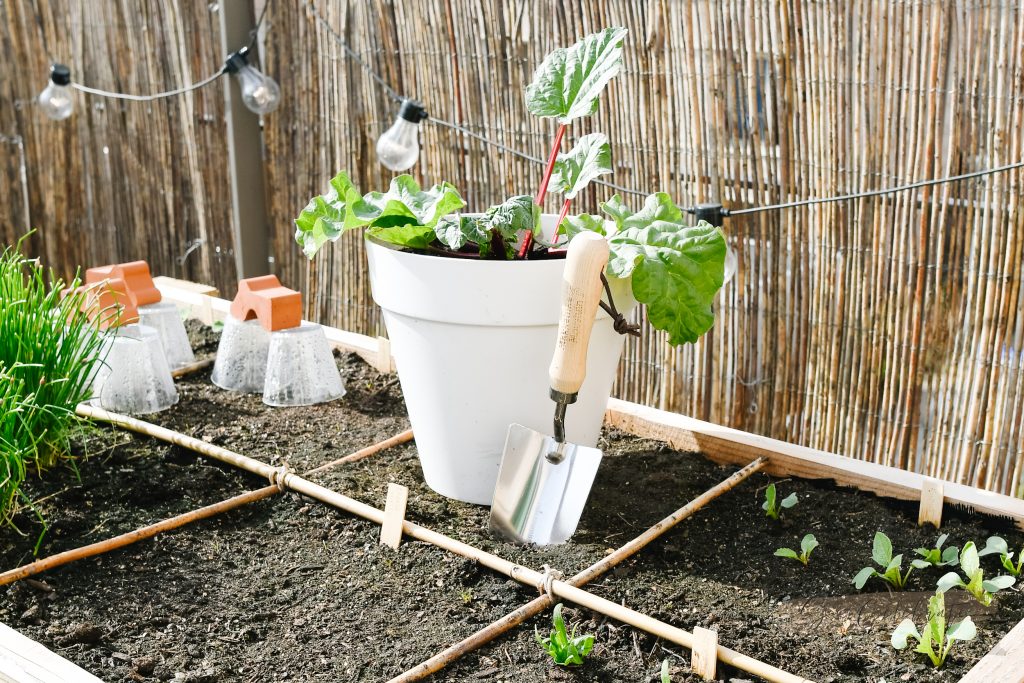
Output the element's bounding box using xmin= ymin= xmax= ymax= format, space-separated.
xmin=224 ymin=46 xmax=280 ymax=115
xmin=38 ymin=64 xmax=73 ymax=120
xmin=377 ymin=99 xmax=428 ymax=171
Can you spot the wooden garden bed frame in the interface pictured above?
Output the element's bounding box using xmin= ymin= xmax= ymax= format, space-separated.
xmin=5 ymin=276 xmax=1019 ymax=682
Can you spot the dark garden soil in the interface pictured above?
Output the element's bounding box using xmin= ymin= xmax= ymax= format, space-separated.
xmin=2 ymin=320 xmax=1024 ymax=683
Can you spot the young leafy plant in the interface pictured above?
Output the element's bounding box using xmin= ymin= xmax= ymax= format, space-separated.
xmin=914 ymin=533 xmax=960 ymax=568
xmin=762 ymin=482 xmax=798 ymax=520
xmin=660 ymin=658 xmax=671 ymax=683
xmin=891 ymin=591 xmax=976 ymax=668
xmin=854 ymin=532 xmax=923 ymax=590
xmin=937 ymin=541 xmax=1016 ymax=606
xmin=536 ymin=603 xmax=595 ymax=666
xmin=775 ymin=534 xmax=819 ymax=566
xmin=978 ymin=536 xmax=1024 ymax=577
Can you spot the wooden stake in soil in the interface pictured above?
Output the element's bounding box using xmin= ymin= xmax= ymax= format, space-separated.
xmin=388 ymin=458 xmax=767 ymax=683
xmin=691 ymin=626 xmax=718 ymax=680
xmin=918 ymin=477 xmax=944 ymax=528
xmin=170 ymin=357 xmax=214 ymax=379
xmin=380 ymin=483 xmax=409 ymax=550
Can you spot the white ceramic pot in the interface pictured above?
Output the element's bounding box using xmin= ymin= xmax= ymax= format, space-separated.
xmin=365 ymin=216 xmax=634 ymax=505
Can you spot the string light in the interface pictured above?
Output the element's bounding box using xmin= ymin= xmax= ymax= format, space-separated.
xmin=37 ymin=64 xmax=73 ymax=120
xmin=376 ymin=99 xmax=428 ymax=171
xmin=224 ymin=46 xmax=281 ymax=115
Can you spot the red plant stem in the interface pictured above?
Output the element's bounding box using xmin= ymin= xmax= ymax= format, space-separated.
xmin=551 ymin=198 xmax=571 ymax=243
xmin=519 ymin=124 xmax=567 ymax=258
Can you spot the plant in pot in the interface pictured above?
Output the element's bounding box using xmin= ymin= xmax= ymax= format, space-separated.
xmin=294 ymin=27 xmax=728 ymax=505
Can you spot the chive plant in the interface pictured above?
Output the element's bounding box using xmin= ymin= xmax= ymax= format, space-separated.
xmin=0 ymin=242 xmax=105 ymax=525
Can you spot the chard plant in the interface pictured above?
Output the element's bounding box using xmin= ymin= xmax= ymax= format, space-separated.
xmin=295 ymin=28 xmax=727 ymax=348
xmin=978 ymin=536 xmax=1024 ymax=577
xmin=937 ymin=541 xmax=1016 ymax=606
xmin=775 ymin=534 xmax=819 ymax=566
xmin=914 ymin=533 xmax=960 ymax=568
xmin=762 ymin=482 xmax=798 ymax=520
xmin=536 ymin=603 xmax=594 ymax=666
xmin=891 ymin=591 xmax=976 ymax=668
xmin=0 ymin=242 xmax=105 ymax=528
xmin=854 ymin=532 xmax=925 ymax=590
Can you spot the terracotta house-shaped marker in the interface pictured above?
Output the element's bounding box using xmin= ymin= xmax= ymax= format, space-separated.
xmin=86 ymin=261 xmax=161 ymax=308
xmin=230 ymin=275 xmax=302 ymax=332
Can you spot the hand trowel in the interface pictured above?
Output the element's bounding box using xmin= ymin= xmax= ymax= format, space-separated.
xmin=489 ymin=231 xmax=610 ymax=545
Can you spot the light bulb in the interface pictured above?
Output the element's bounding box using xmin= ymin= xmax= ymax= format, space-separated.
xmin=377 ymin=99 xmax=428 ymax=171
xmin=225 ymin=47 xmax=280 ymax=115
xmin=38 ymin=64 xmax=73 ymax=120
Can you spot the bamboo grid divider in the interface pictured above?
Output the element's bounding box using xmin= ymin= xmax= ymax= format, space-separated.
xmin=1 ymin=1 xmax=1023 ymax=497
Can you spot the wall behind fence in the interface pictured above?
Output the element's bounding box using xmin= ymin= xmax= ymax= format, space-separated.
xmin=0 ymin=0 xmax=238 ymax=293
xmin=1 ymin=2 xmax=1021 ymax=497
xmin=262 ymin=0 xmax=1024 ymax=497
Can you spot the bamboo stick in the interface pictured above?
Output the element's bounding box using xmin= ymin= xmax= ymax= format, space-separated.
xmin=389 ymin=457 xmax=767 ymax=683
xmin=170 ymin=357 xmax=215 ymax=379
xmin=79 ymin=406 xmax=811 ymax=683
xmin=0 ymin=426 xmax=414 ymax=586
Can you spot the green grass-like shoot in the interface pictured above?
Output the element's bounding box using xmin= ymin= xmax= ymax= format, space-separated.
xmin=535 ymin=603 xmax=594 ymax=666
xmin=0 ymin=241 xmax=105 ymax=527
xmin=762 ymin=482 xmax=798 ymax=520
xmin=775 ymin=534 xmax=819 ymax=566
xmin=892 ymin=591 xmax=976 ymax=668
xmin=660 ymin=658 xmax=671 ymax=683
xmin=854 ymin=532 xmax=922 ymax=590
xmin=937 ymin=541 xmax=1016 ymax=606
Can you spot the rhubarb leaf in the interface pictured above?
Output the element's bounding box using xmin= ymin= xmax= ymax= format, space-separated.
xmin=483 ymin=195 xmax=539 ymax=241
xmin=526 ymin=27 xmax=629 ymax=124
xmin=562 ymin=214 xmax=608 ymax=240
xmin=294 ymin=171 xmax=357 ymax=258
xmin=551 ymin=133 xmax=613 ymax=199
xmin=602 ymin=192 xmax=685 ymax=232
xmin=345 ymin=175 xmax=465 ymax=234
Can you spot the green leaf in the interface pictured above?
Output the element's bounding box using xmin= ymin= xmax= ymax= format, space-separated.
xmin=525 ymin=27 xmax=629 ymax=124
xmin=434 ymin=215 xmax=488 ymax=251
xmin=936 ymin=572 xmax=964 ymax=593
xmin=576 ymin=634 xmax=594 ymax=656
xmin=294 ymin=171 xmax=358 ymax=259
xmin=886 ymin=554 xmax=904 ymax=573
xmin=611 ymin=221 xmax=726 ymax=345
xmin=873 ymin=532 xmax=894 ymax=567
xmin=602 ymin=192 xmax=685 ymax=233
xmin=562 ymin=213 xmax=608 ymax=241
xmin=853 ymin=567 xmax=876 ymax=590
xmin=940 ymin=546 xmax=960 ymax=566
xmin=661 ymin=658 xmax=671 ymax=683
xmin=912 ymin=558 xmax=933 ymax=569
xmin=960 ymin=542 xmax=981 ymax=577
xmin=982 ymin=575 xmax=1015 ymax=592
xmin=345 ymin=175 xmax=465 ymax=233
xmin=774 ymin=548 xmax=799 ymax=560
xmin=365 ymin=224 xmax=437 ymax=250
xmin=763 ymin=483 xmax=776 ymax=513
xmin=801 ymin=534 xmax=819 ymax=556
xmin=482 ymin=195 xmax=539 ymax=241
xmin=935 ymin=533 xmax=949 ymax=549
xmin=550 ymin=133 xmax=613 ymax=199
xmin=945 ymin=616 xmax=977 ymax=642
xmin=979 ymin=536 xmax=1008 ymax=558
xmin=780 ymin=493 xmax=799 ymax=509
xmin=926 ymin=593 xmax=946 ymax=646
xmin=891 ymin=618 xmax=921 ymax=650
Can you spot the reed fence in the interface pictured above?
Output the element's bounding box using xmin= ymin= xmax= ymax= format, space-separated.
xmin=2 ymin=1 xmax=1022 ymax=497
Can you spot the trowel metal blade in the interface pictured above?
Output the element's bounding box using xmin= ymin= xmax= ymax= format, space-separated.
xmin=488 ymin=423 xmax=603 ymax=545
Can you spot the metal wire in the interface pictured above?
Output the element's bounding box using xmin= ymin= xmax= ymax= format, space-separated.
xmin=71 ymin=69 xmax=226 ymax=101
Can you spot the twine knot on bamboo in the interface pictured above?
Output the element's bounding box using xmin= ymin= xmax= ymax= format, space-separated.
xmin=536 ymin=564 xmax=563 ymax=599
xmin=268 ymin=463 xmax=292 ymax=492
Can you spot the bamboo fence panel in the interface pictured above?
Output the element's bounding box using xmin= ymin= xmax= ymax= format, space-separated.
xmin=2 ymin=1 xmax=1023 ymax=498
xmin=0 ymin=0 xmax=237 ymax=294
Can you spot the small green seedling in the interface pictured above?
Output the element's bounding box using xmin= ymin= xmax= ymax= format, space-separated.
xmin=978 ymin=536 xmax=1024 ymax=577
xmin=536 ymin=603 xmax=594 ymax=666
xmin=660 ymin=658 xmax=671 ymax=683
xmin=914 ymin=533 xmax=960 ymax=568
xmin=775 ymin=534 xmax=819 ymax=566
xmin=854 ymin=532 xmax=921 ymax=590
xmin=762 ymin=482 xmax=798 ymax=520
xmin=937 ymin=541 xmax=1016 ymax=606
xmin=891 ymin=591 xmax=976 ymax=668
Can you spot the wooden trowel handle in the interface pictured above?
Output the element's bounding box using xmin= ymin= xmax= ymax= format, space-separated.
xmin=548 ymin=232 xmax=611 ymax=395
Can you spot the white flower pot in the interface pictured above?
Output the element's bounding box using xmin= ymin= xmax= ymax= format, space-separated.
xmin=365 ymin=216 xmax=633 ymax=505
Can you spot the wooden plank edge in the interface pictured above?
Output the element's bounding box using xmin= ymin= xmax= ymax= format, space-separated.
xmin=0 ymin=622 xmax=105 ymax=682
xmin=604 ymin=398 xmax=1024 ymax=528
xmin=958 ymin=616 xmax=1024 ymax=683
xmin=155 ymin=278 xmax=395 ymax=373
